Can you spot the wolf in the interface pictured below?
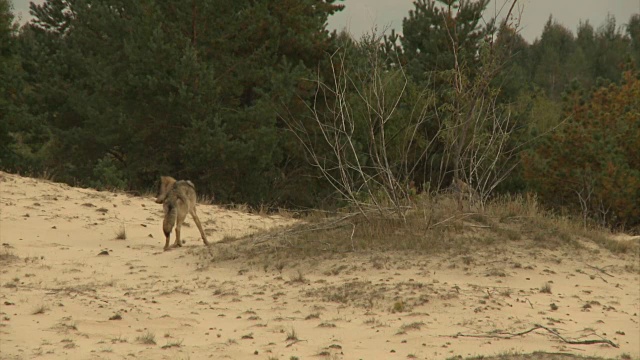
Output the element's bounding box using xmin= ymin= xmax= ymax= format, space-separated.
xmin=155 ymin=176 xmax=209 ymax=251
xmin=451 ymin=178 xmax=478 ymax=212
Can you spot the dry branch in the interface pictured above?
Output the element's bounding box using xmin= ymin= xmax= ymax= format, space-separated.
xmin=585 ymin=264 xmax=614 ymax=277
xmin=247 ymin=212 xmax=361 ymax=247
xmin=280 ymin=34 xmax=441 ymax=221
xmin=450 ymin=323 xmax=619 ymax=348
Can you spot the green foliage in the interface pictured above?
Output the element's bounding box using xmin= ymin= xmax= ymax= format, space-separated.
xmin=524 ymin=70 xmax=640 ymax=228
xmin=387 ymin=0 xmax=494 ymax=82
xmin=530 ymin=17 xmax=578 ymax=99
xmin=491 ymin=25 xmax=531 ymax=103
xmin=629 ymin=14 xmax=640 ymax=65
xmin=380 ymin=0 xmax=510 ymax=194
xmin=0 ymin=0 xmax=23 ymax=170
xmin=285 ymin=33 xmax=437 ymax=211
xmin=9 ymin=0 xmax=341 ymax=204
xmin=91 ymin=156 xmax=127 ymax=190
xmin=529 ymin=15 xmax=633 ymax=101
xmin=1 ymin=0 xmax=638 ymax=218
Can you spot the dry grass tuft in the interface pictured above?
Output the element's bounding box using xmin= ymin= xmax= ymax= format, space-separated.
xmin=0 ymin=249 xmax=20 ymax=264
xmin=540 ymin=283 xmax=552 ymax=294
xmin=583 ymin=232 xmax=639 ymax=254
xmin=285 ymin=328 xmax=298 ymax=341
xmin=32 ymin=304 xmax=49 ymax=315
xmin=397 ymin=321 xmax=425 ymax=335
xmin=289 ymin=270 xmax=307 ymax=284
xmin=305 ymin=312 xmax=320 ymax=320
xmin=136 ymin=331 xmax=156 ymax=345
xmin=318 ymin=322 xmax=336 ymax=328
xmin=193 ymin=193 xmax=629 ymax=265
xmin=161 ymin=339 xmax=183 ymax=349
xmin=115 ymin=225 xmax=127 ymax=240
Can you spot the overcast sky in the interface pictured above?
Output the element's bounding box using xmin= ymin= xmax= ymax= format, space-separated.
xmin=10 ymin=0 xmax=640 ymax=43
xmin=327 ymin=0 xmax=640 ymax=43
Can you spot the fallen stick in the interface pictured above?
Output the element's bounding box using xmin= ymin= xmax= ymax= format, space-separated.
xmin=285 ymin=339 xmax=307 ymax=348
xmin=585 ymin=264 xmax=614 ymax=277
xmin=451 ymin=324 xmax=618 ymax=348
xmin=525 ymin=298 xmax=533 ymax=309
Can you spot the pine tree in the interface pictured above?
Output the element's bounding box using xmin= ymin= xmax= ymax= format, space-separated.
xmin=530 ymin=16 xmax=577 ymax=100
xmin=14 ymin=0 xmax=342 ymax=203
xmin=523 ymin=70 xmax=640 ymax=229
xmin=394 ymin=0 xmax=493 ymax=82
xmin=0 ymin=0 xmax=18 ymax=168
xmin=629 ymin=14 xmax=640 ymax=65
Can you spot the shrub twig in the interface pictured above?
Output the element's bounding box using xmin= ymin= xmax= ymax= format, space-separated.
xmin=449 ymin=323 xmax=618 ymax=348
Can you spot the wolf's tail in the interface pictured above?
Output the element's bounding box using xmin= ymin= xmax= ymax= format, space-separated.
xmin=163 ymin=202 xmax=177 ymax=237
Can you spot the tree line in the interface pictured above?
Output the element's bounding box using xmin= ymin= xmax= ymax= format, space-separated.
xmin=1 ymin=0 xmax=638 ymax=229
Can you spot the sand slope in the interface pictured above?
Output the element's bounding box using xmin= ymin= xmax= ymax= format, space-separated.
xmin=0 ymin=171 xmax=638 ymax=360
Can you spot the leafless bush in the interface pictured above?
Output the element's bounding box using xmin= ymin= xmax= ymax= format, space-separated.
xmin=282 ymin=34 xmax=441 ymax=220
xmin=439 ymin=1 xmax=524 ymax=210
xmin=282 ymin=1 xmax=524 ymax=218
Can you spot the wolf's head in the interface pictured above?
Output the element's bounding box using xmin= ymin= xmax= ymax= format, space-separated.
xmin=155 ymin=176 xmax=177 ymax=204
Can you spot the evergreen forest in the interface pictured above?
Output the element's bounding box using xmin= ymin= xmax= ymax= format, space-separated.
xmin=1 ymin=0 xmax=639 ymax=230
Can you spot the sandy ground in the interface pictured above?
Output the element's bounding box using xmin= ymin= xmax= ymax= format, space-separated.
xmin=0 ymin=171 xmax=638 ymax=360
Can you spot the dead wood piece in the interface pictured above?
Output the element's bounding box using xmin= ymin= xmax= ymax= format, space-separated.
xmin=451 ymin=324 xmax=619 ymax=348
xmin=285 ymin=339 xmax=307 ymax=348
xmin=585 ymin=264 xmax=614 ymax=277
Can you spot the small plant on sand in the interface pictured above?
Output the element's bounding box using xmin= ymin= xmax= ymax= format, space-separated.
xmin=286 ymin=328 xmax=298 ymax=341
xmin=305 ymin=312 xmax=320 ymax=320
xmin=397 ymin=321 xmax=425 ymax=335
xmin=32 ymin=304 xmax=49 ymax=315
xmin=111 ymin=335 xmax=127 ymax=344
xmin=290 ymin=270 xmax=307 ymax=284
xmin=391 ymin=300 xmax=409 ymax=313
xmin=57 ymin=320 xmax=78 ymax=332
xmin=0 ymin=249 xmax=19 ymax=264
xmin=115 ymin=225 xmax=127 ymax=240
xmin=364 ymin=317 xmax=377 ymax=325
xmin=136 ymin=331 xmax=156 ymax=345
xmin=318 ymin=322 xmax=336 ymax=328
xmin=161 ymin=339 xmax=183 ymax=349
xmin=540 ymin=282 xmax=552 ymax=294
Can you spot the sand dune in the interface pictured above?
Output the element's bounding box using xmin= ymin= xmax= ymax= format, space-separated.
xmin=0 ymin=171 xmax=638 ymax=359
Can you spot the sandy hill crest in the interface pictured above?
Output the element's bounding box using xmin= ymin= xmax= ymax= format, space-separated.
xmin=0 ymin=172 xmax=638 ymax=360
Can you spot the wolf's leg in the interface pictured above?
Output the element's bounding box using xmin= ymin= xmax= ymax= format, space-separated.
xmin=174 ymin=206 xmax=188 ymax=247
xmin=163 ymin=203 xmax=175 ymax=251
xmin=163 ymin=233 xmax=171 ymax=250
xmin=190 ymin=208 xmax=209 ymax=246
